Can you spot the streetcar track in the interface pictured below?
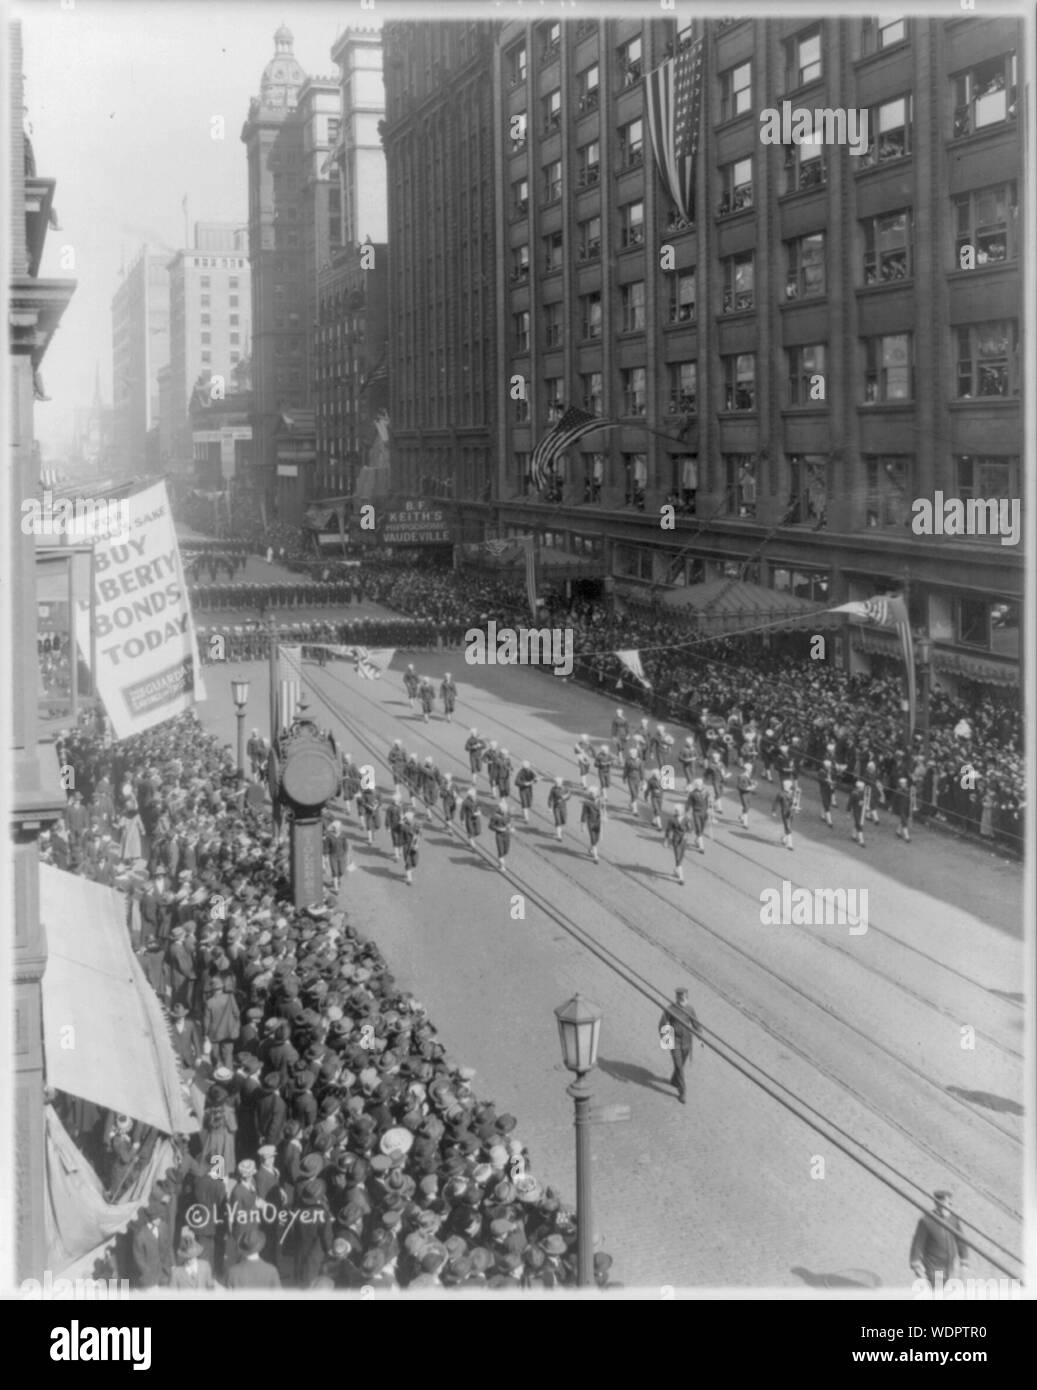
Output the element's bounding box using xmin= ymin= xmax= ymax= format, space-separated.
xmin=306 ymin=663 xmax=1024 ymax=1247
xmin=444 ymin=679 xmax=1026 ymax=1043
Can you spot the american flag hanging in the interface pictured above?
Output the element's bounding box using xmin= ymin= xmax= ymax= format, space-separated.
xmin=829 ymin=595 xmax=916 ymax=734
xmin=645 ymin=28 xmax=704 ymax=224
xmin=530 ymin=405 xmax=608 ymax=493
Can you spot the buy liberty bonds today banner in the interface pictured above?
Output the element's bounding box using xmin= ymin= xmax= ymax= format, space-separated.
xmin=75 ymin=481 xmax=206 ymax=737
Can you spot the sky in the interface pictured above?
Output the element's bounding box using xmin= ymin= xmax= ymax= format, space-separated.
xmin=15 ymin=0 xmax=356 ymax=456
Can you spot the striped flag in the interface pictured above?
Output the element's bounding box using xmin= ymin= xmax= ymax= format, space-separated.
xmin=645 ymin=28 xmax=704 ymax=224
xmin=829 ymin=595 xmax=916 ymax=733
xmin=362 ymin=350 xmax=388 ymax=390
xmin=278 ymin=645 xmax=304 ymax=732
xmin=530 ymin=406 xmax=608 ymax=493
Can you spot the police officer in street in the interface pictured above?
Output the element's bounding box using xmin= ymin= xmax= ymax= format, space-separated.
xmin=910 ymin=1190 xmax=969 ymax=1290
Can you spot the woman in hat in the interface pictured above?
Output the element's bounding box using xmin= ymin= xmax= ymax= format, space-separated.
xmin=169 ymin=1232 xmax=215 ymax=1290
xmin=199 ymin=1081 xmax=237 ymax=1177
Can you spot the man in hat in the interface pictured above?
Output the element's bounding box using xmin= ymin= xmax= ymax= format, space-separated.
xmin=130 ymin=1200 xmax=165 ymax=1290
xmin=204 ymin=976 xmax=241 ymax=1069
xmin=169 ymin=1002 xmax=203 ymax=1070
xmin=170 ymin=1232 xmax=216 ymax=1290
xmin=658 ymin=986 xmax=703 ymax=1105
xmin=226 ymin=1226 xmax=280 ymax=1288
xmin=910 ymin=1191 xmax=969 ymax=1290
xmin=165 ymin=926 xmax=196 ymax=1010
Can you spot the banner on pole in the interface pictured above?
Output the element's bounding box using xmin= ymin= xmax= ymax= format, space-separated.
xmin=75 ymin=481 xmax=206 ymax=738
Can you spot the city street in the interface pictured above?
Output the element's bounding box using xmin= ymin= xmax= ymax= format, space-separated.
xmin=200 ymin=634 xmax=1024 ymax=1291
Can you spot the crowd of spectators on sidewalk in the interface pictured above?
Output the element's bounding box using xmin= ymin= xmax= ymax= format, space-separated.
xmin=175 ymin=513 xmax=1025 ymax=848
xmin=40 ymin=712 xmax=615 ymax=1291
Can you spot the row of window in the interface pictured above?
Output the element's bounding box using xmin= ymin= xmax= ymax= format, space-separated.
xmin=509 ymin=322 xmax=1019 ymax=419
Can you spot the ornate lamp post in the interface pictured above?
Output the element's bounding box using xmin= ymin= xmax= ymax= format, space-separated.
xmin=554 ymin=992 xmax=603 ymax=1287
xmin=231 ymin=677 xmax=250 ymax=778
xmin=268 ymin=695 xmax=340 ymax=906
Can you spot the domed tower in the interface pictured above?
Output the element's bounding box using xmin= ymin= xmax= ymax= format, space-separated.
xmin=259 ymin=24 xmax=307 ymax=109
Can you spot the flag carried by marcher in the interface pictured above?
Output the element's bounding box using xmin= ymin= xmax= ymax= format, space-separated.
xmin=617 ymin=650 xmax=652 ymax=688
xmin=277 ymin=645 xmax=304 ymax=732
xmin=645 ymin=25 xmax=704 ymax=223
xmin=530 ymin=406 xmax=608 ymax=493
xmin=829 ymin=594 xmax=916 ymax=733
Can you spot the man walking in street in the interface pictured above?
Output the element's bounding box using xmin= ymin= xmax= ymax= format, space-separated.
xmin=910 ymin=1190 xmax=970 ymax=1290
xmin=657 ymin=986 xmax=703 ymax=1105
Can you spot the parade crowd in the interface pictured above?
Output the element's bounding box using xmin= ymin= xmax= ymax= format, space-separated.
xmin=40 ymin=712 xmax=616 ymax=1291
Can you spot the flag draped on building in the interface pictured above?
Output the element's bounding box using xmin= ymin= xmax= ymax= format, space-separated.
xmin=518 ymin=536 xmax=537 ymax=617
xmin=829 ymin=595 xmax=916 ymax=733
xmin=617 ymin=650 xmax=651 ymax=688
xmin=529 ymin=406 xmax=608 ymax=493
xmin=645 ymin=28 xmax=704 ymax=224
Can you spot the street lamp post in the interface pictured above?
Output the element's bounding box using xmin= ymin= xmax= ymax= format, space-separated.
xmin=231 ymin=677 xmax=250 ymax=779
xmin=554 ymin=992 xmax=603 ymax=1288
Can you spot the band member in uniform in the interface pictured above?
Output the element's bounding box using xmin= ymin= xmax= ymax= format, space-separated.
xmin=759 ymin=728 xmax=778 ymax=782
xmin=440 ymin=773 xmax=458 ymax=825
xmin=622 ymin=744 xmax=643 ymax=814
xmin=341 ymin=754 xmax=362 ymax=817
xmin=777 ymin=779 xmax=796 ymax=850
xmin=665 ymin=806 xmax=691 ymax=884
xmin=891 ymin=776 xmax=912 ymax=843
xmin=403 ymin=665 xmax=420 ymax=710
xmin=384 ymin=789 xmax=404 ymax=863
xmin=678 ymin=737 xmax=698 ymax=790
xmin=818 ymin=759 xmax=837 ymax=827
xmin=388 ymin=739 xmax=407 ymax=790
xmin=359 ymin=786 xmax=381 ymax=845
xmin=645 ymin=769 xmax=665 ymax=830
xmin=496 ymin=748 xmax=514 ymax=800
xmin=863 ymin=760 xmax=884 ymax=825
xmin=440 ymin=673 xmax=457 ymax=722
xmin=418 ymin=677 xmax=436 ymax=724
xmin=594 ymin=745 xmax=613 ymax=807
xmin=246 ymin=729 xmax=266 ymax=781
xmin=420 ymin=756 xmax=441 ymax=820
xmin=489 ymin=800 xmax=512 ymax=873
xmin=547 ymin=778 xmax=571 ymax=840
xmin=649 ymin=724 xmax=674 ymax=771
xmin=399 ymin=812 xmax=421 ymax=885
xmin=574 ymin=735 xmax=593 ymax=789
xmin=465 ymin=729 xmax=486 ymax=784
xmin=847 ymin=779 xmax=869 ymax=847
xmin=581 ymin=789 xmax=604 ymax=863
xmin=657 ymin=986 xmax=703 ymax=1105
xmin=404 ymin=752 xmax=422 ymax=812
xmin=485 ymin=741 xmax=500 ymax=797
xmin=323 ymin=820 xmax=350 ymax=890
xmin=460 ymin=787 xmax=482 ymax=848
xmin=736 ymin=761 xmax=756 ymax=829
xmin=685 ymin=779 xmax=710 ymax=853
xmin=704 ymin=749 xmax=728 ymax=817
xmin=611 ymin=708 xmax=629 ymax=755
xmin=515 ymin=762 xmax=538 ymax=822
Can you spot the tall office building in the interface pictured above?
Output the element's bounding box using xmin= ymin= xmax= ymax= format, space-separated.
xmin=381 ymin=20 xmax=498 ymax=519
xmin=165 ymin=224 xmax=251 ymax=473
xmin=241 ymin=26 xmax=340 ymax=521
xmin=110 ymin=248 xmax=170 ymax=477
xmin=314 ymin=25 xmax=389 ymax=505
xmin=462 ymin=13 xmax=1021 ymax=692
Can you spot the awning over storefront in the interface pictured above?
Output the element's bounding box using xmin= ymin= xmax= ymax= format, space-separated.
xmin=40 ymin=863 xmax=196 ymax=1136
xmin=933 ymin=649 xmax=1019 ymax=687
xmin=652 ymin=578 xmax=831 ymax=634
